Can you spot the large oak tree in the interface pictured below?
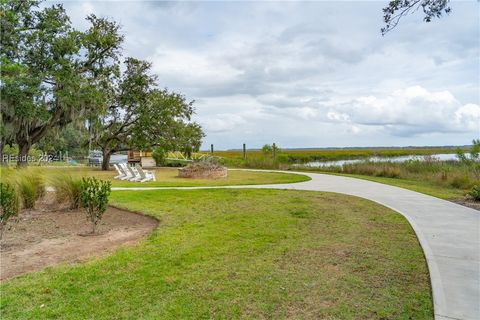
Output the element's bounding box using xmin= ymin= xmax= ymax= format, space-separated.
xmin=91 ymin=58 xmax=204 ymax=170
xmin=0 ymin=0 xmax=123 ymax=165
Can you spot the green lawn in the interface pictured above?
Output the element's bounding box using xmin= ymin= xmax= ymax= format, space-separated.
xmin=0 ymin=189 xmax=432 ymax=319
xmin=36 ymin=167 xmax=310 ymax=187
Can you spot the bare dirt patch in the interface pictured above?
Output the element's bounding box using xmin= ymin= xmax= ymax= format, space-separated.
xmin=0 ymin=206 xmax=158 ymax=281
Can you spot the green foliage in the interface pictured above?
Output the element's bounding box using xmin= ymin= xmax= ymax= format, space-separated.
xmin=167 ymin=123 xmax=204 ymax=158
xmin=92 ymin=60 xmax=204 ymax=170
xmin=1 ymin=0 xmax=123 ymax=165
xmin=50 ymin=174 xmax=83 ymax=209
xmin=276 ymin=153 xmax=290 ymax=163
xmin=382 ymin=0 xmax=451 ymax=34
xmin=456 ymin=139 xmax=480 ymax=179
xmin=0 ymin=182 xmax=19 ymax=239
xmin=468 ymin=185 xmax=480 ymax=201
xmin=80 ymin=177 xmax=111 ymax=234
xmin=36 ymin=123 xmax=89 ymax=157
xmin=2 ymin=144 xmax=18 ymax=157
xmin=1 ymin=144 xmax=42 ymax=163
xmin=152 ymin=147 xmax=166 ymax=167
xmin=261 ymin=144 xmax=273 ymax=154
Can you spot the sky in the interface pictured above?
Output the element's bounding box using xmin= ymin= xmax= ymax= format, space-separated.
xmin=49 ymin=0 xmax=479 ymax=149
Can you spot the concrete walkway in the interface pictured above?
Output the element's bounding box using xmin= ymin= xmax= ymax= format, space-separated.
xmin=113 ymin=170 xmax=480 ymax=320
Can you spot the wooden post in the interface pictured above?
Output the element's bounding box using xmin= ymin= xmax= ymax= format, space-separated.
xmin=272 ymin=143 xmax=276 ymax=159
xmin=210 ymin=144 xmax=214 ymax=154
xmin=243 ymin=143 xmax=246 ymax=160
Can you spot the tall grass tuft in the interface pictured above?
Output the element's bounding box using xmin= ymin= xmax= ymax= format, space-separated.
xmin=49 ymin=173 xmax=83 ymax=209
xmin=12 ymin=168 xmax=45 ymax=209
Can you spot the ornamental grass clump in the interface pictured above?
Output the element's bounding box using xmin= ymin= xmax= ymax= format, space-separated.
xmin=50 ymin=173 xmax=83 ymax=209
xmin=0 ymin=182 xmax=19 ymax=240
xmin=80 ymin=177 xmax=111 ymax=234
xmin=14 ymin=169 xmax=45 ymax=209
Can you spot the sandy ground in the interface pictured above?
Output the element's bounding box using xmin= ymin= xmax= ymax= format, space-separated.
xmin=0 ymin=204 xmax=158 ymax=281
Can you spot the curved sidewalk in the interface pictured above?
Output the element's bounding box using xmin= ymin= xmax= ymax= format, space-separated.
xmin=113 ymin=171 xmax=480 ymax=320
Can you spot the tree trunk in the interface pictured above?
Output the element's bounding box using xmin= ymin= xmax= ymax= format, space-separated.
xmin=17 ymin=141 xmax=31 ymax=167
xmin=101 ymin=149 xmax=111 ymax=171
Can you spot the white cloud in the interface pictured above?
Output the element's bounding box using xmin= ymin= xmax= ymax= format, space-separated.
xmin=198 ymin=114 xmax=246 ymax=133
xmin=51 ymin=0 xmax=479 ymax=148
xmin=149 ymin=48 xmax=242 ymax=87
xmin=325 ymin=86 xmax=480 ymax=136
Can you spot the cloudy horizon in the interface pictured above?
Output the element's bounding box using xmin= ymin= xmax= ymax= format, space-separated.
xmin=50 ymin=0 xmax=479 ymax=150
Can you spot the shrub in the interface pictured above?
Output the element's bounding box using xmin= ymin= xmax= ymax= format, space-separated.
xmin=152 ymin=148 xmax=166 ymax=167
xmin=14 ymin=170 xmax=45 ymax=209
xmin=80 ymin=177 xmax=111 ymax=234
xmin=468 ymin=185 xmax=480 ymax=201
xmin=50 ymin=174 xmax=83 ymax=209
xmin=261 ymin=144 xmax=273 ymax=154
xmin=0 ymin=182 xmax=19 ymax=240
xmin=450 ymin=175 xmax=473 ymax=189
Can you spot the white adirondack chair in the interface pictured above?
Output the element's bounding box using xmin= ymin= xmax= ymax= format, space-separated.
xmin=119 ymin=163 xmax=135 ymax=181
xmin=113 ymin=164 xmax=125 ymax=179
xmin=135 ymin=164 xmax=156 ymax=182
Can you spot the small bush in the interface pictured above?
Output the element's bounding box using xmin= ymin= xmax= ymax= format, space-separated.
xmin=468 ymin=185 xmax=480 ymax=201
xmin=0 ymin=182 xmax=19 ymax=240
xmin=261 ymin=144 xmax=273 ymax=154
xmin=152 ymin=148 xmax=166 ymax=167
xmin=50 ymin=174 xmax=83 ymax=209
xmin=80 ymin=177 xmax=111 ymax=234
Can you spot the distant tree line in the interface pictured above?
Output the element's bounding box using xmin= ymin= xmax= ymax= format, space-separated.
xmin=0 ymin=0 xmax=204 ymax=169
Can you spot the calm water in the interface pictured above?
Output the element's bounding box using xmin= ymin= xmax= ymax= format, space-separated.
xmin=299 ymin=153 xmax=466 ymax=168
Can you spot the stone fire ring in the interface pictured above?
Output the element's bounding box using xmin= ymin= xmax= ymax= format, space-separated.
xmin=178 ymin=166 xmax=228 ymax=179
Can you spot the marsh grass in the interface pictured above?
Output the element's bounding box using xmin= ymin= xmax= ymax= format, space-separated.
xmin=317 ymin=160 xmax=478 ymax=191
xmin=212 ymin=146 xmax=463 ymax=164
